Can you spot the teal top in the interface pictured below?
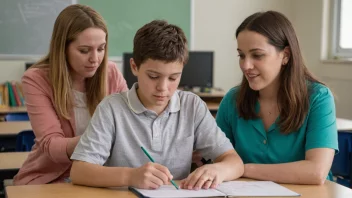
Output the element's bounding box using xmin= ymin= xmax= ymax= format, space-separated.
xmin=216 ymin=82 xmax=339 ymax=181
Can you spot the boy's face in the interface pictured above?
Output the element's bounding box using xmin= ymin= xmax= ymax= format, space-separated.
xmin=130 ymin=58 xmax=183 ymax=114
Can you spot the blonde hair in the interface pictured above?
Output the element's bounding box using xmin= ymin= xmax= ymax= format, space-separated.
xmin=32 ymin=4 xmax=108 ymax=119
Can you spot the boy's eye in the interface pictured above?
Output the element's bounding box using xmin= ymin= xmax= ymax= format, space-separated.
xmin=148 ymin=75 xmax=158 ymax=79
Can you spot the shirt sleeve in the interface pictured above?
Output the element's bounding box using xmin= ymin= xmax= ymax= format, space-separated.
xmin=107 ymin=61 xmax=128 ymax=94
xmin=193 ymin=96 xmax=234 ymax=161
xmin=22 ymin=69 xmax=71 ymax=164
xmin=71 ymin=96 xmax=116 ymax=165
xmin=305 ymin=85 xmax=339 ymax=153
xmin=216 ymin=88 xmax=236 ymax=146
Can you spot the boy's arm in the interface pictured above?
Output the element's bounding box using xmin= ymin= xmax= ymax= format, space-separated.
xmin=69 ymin=96 xmax=173 ymax=188
xmin=213 ymin=149 xmax=244 ymax=181
xmin=71 ymin=161 xmax=173 ymax=188
xmin=182 ymin=96 xmax=244 ymax=190
xmin=71 ymin=161 xmax=132 ymax=187
xmin=181 ymin=149 xmax=243 ymax=190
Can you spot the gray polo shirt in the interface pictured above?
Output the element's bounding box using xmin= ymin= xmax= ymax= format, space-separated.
xmin=71 ymin=83 xmax=234 ymax=179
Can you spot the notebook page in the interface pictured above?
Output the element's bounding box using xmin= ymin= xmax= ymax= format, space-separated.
xmin=216 ymin=181 xmax=300 ymax=197
xmin=130 ymin=185 xmax=226 ymax=198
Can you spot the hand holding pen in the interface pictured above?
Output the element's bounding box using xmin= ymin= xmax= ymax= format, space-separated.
xmin=127 ymin=146 xmax=178 ymax=190
xmin=141 ymin=146 xmax=179 ymax=190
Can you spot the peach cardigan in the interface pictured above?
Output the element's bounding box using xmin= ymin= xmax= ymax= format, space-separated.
xmin=13 ymin=61 xmax=128 ymax=185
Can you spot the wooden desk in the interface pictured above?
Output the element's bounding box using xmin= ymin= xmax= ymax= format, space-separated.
xmin=197 ymin=91 xmax=224 ymax=114
xmin=0 ymin=121 xmax=32 ymax=136
xmin=195 ymin=90 xmax=225 ymax=98
xmin=206 ymin=102 xmax=220 ymax=111
xmin=0 ymin=106 xmax=27 ymax=114
xmin=0 ymin=152 xmax=29 ymax=170
xmin=0 ymin=152 xmax=29 ymax=197
xmin=336 ymin=118 xmax=352 ymax=131
xmin=6 ymin=179 xmax=352 ymax=198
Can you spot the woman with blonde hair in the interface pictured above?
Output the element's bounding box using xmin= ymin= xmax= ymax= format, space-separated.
xmin=14 ymin=4 xmax=128 ymax=185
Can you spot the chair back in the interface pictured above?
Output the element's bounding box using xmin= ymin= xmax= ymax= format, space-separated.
xmin=15 ymin=130 xmax=35 ymax=152
xmin=5 ymin=113 xmax=29 ymax=121
xmin=331 ymin=131 xmax=352 ymax=187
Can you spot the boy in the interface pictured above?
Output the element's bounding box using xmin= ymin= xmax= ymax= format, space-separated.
xmin=70 ymin=20 xmax=244 ymax=190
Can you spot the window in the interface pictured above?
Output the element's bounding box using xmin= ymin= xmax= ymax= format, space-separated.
xmin=332 ymin=0 xmax=352 ymax=58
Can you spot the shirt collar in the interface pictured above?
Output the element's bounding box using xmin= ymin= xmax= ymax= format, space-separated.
xmin=126 ymin=83 xmax=180 ymax=114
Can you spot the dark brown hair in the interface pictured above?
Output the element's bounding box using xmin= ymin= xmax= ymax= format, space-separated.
xmin=235 ymin=11 xmax=323 ymax=134
xmin=133 ymin=20 xmax=188 ymax=68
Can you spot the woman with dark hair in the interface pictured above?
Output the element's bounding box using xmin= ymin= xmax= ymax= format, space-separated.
xmin=216 ymin=11 xmax=338 ymax=185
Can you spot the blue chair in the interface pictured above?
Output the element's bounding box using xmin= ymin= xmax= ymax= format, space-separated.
xmin=5 ymin=113 xmax=29 ymax=121
xmin=15 ymin=130 xmax=35 ymax=152
xmin=331 ymin=131 xmax=352 ymax=188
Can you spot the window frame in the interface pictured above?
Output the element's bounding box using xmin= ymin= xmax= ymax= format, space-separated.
xmin=331 ymin=0 xmax=352 ymax=58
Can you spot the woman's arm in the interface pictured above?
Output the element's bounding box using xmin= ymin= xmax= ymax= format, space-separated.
xmin=66 ymin=136 xmax=81 ymax=157
xmin=22 ymin=69 xmax=77 ymax=163
xmin=243 ymin=148 xmax=335 ymax=185
xmin=107 ymin=61 xmax=128 ymax=93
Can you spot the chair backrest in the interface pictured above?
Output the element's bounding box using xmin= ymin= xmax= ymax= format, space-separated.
xmin=15 ymin=130 xmax=35 ymax=152
xmin=331 ymin=131 xmax=352 ymax=178
xmin=5 ymin=113 xmax=29 ymax=121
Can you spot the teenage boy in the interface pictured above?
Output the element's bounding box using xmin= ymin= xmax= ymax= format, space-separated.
xmin=70 ymin=20 xmax=244 ymax=190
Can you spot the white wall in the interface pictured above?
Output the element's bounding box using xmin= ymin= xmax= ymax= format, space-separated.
xmin=291 ymin=0 xmax=352 ymax=119
xmin=193 ymin=0 xmax=294 ymax=91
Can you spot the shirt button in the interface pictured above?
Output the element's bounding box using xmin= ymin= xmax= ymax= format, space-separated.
xmin=263 ymin=140 xmax=267 ymax=144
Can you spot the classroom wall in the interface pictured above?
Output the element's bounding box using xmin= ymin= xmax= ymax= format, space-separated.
xmin=192 ymin=0 xmax=294 ymax=91
xmin=291 ymin=0 xmax=352 ymax=119
xmin=0 ymin=0 xmax=351 ymax=119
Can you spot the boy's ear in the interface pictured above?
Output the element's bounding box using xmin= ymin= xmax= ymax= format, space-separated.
xmin=130 ymin=58 xmax=139 ymax=76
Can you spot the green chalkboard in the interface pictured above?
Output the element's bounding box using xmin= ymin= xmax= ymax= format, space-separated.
xmin=79 ymin=0 xmax=191 ymax=57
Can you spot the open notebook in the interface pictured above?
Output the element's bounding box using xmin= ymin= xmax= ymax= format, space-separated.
xmin=129 ymin=181 xmax=300 ymax=197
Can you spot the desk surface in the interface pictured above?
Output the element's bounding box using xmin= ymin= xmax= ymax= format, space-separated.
xmin=336 ymin=118 xmax=352 ymax=131
xmin=0 ymin=106 xmax=27 ymax=114
xmin=6 ymin=179 xmax=352 ymax=198
xmin=196 ymin=90 xmax=225 ymax=98
xmin=0 ymin=152 xmax=29 ymax=170
xmin=0 ymin=121 xmax=32 ymax=135
xmin=205 ymin=102 xmax=220 ymax=111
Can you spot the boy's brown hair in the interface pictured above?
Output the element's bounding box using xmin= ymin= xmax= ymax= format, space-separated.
xmin=133 ymin=20 xmax=189 ymax=68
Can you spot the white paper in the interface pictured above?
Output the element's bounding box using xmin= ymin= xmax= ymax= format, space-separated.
xmin=216 ymin=181 xmax=300 ymax=197
xmin=131 ymin=185 xmax=225 ymax=198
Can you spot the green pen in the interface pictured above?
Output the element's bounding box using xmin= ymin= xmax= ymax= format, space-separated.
xmin=140 ymin=146 xmax=179 ymax=190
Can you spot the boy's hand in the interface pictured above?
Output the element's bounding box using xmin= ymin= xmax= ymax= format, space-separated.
xmin=180 ymin=164 xmax=224 ymax=190
xmin=129 ymin=162 xmax=173 ymax=189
